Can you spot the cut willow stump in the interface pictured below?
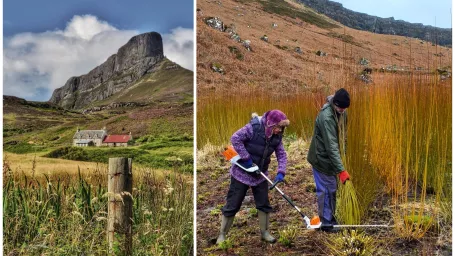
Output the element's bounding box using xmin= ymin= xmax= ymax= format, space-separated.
xmin=108 ymin=158 xmax=133 ymax=255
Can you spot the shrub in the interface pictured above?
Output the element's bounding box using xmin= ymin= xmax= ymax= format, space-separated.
xmin=45 ymin=147 xmax=89 ymax=161
xmin=325 ymin=229 xmax=376 ymax=256
xmin=218 ymin=239 xmax=233 ymax=251
xmin=278 ymin=225 xmax=298 ymax=247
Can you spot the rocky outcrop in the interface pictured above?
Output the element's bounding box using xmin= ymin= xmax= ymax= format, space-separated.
xmin=298 ymin=0 xmax=452 ymax=47
xmin=49 ymin=32 xmax=165 ymax=109
xmin=82 ymin=102 xmax=147 ymax=114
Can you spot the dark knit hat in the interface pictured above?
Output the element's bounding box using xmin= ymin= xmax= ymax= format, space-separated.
xmin=333 ymin=88 xmax=350 ymax=108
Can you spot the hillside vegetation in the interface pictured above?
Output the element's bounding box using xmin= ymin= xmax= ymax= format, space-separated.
xmin=197 ymin=0 xmax=451 ymax=93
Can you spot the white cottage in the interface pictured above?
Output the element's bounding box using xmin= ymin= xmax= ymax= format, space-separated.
xmin=73 ymin=128 xmax=107 ymax=147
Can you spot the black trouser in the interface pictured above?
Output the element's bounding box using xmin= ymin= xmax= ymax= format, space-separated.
xmin=222 ymin=176 xmax=272 ymax=217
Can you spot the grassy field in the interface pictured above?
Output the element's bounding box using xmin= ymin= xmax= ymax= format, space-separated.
xmin=3 ymin=155 xmax=193 ymax=255
xmin=4 ymin=94 xmax=194 ymax=173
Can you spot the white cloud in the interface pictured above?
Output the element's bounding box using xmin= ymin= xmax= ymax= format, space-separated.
xmin=162 ymin=27 xmax=194 ymax=71
xmin=4 ymin=15 xmax=194 ymax=101
xmin=4 ymin=15 xmax=139 ymax=100
xmin=60 ymin=15 xmax=117 ymax=40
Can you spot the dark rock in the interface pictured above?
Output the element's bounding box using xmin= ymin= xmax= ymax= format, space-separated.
xmin=295 ymin=47 xmax=303 ymax=54
xmin=49 ymin=32 xmax=164 ymax=109
xmin=230 ymin=33 xmax=241 ymax=42
xmin=242 ymin=40 xmax=252 ymax=51
xmin=260 ymin=35 xmax=269 ymax=42
xmin=299 ymin=0 xmax=451 ymax=46
xmin=205 ymin=17 xmax=225 ymax=32
xmin=211 ymin=63 xmax=225 ymax=74
xmin=359 ymin=57 xmax=370 ymax=66
xmin=359 ymin=74 xmax=373 ymax=84
xmin=362 ymin=68 xmax=373 ymax=74
xmin=316 ymin=50 xmax=327 ymax=56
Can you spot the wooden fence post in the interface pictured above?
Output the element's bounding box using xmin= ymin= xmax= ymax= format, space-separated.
xmin=108 ymin=157 xmax=133 ymax=255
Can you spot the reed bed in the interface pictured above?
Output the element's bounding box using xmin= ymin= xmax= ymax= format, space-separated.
xmin=198 ymin=71 xmax=451 ymax=238
xmin=197 ymin=87 xmax=325 ymax=147
xmin=3 ymin=158 xmax=193 ymax=255
xmin=362 ymin=73 xmax=451 ymax=238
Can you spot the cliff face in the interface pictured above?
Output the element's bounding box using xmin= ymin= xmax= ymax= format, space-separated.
xmin=49 ymin=32 xmax=165 ymax=109
xmin=298 ymin=0 xmax=452 ymax=47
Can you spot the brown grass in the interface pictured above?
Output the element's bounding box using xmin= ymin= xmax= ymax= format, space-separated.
xmin=4 ymin=153 xmax=106 ymax=176
xmin=197 ymin=0 xmax=451 ymax=93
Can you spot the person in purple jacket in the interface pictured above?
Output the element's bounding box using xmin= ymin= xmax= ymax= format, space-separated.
xmin=216 ymin=110 xmax=290 ymax=244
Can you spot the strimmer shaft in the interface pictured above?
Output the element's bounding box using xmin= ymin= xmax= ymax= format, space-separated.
xmin=334 ymin=224 xmax=392 ymax=228
xmin=259 ymin=172 xmax=312 ymax=228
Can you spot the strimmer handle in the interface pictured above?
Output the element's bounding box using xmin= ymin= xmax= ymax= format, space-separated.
xmin=269 ymin=180 xmax=283 ymax=190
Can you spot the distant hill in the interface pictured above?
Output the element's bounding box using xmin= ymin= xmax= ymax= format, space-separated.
xmin=298 ymin=0 xmax=452 ymax=47
xmin=49 ymin=32 xmax=193 ymax=109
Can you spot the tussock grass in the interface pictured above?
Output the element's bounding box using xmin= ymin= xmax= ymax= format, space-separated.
xmin=278 ymin=225 xmax=298 ymax=247
xmin=3 ymin=157 xmax=193 ymax=255
xmin=324 ymin=229 xmax=376 ymax=256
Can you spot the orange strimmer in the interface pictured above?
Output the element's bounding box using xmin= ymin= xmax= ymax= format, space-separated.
xmin=223 ymin=145 xmax=322 ymax=229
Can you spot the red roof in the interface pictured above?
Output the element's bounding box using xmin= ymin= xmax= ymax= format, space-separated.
xmin=103 ymin=135 xmax=131 ymax=143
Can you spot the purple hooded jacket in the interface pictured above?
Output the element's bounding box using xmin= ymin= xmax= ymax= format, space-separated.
xmin=230 ymin=112 xmax=288 ymax=186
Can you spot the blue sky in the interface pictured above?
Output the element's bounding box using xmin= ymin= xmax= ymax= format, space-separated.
xmin=4 ymin=0 xmax=194 ymax=101
xmin=331 ymin=0 xmax=452 ymax=29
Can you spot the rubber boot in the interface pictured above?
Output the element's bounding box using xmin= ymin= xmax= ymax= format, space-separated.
xmin=258 ymin=211 xmax=276 ymax=243
xmin=216 ymin=215 xmax=234 ymax=244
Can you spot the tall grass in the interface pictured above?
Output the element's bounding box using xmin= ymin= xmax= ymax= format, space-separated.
xmin=3 ymin=158 xmax=193 ymax=255
xmin=362 ymin=73 xmax=451 ymax=238
xmin=198 ymin=71 xmax=451 ymax=238
xmin=197 ymin=87 xmax=324 ymax=147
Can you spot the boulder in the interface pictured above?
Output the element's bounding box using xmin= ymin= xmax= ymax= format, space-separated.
xmin=211 ymin=63 xmax=225 ymax=74
xmin=316 ymin=50 xmax=327 ymax=56
xmin=242 ymin=40 xmax=252 ymax=51
xmin=205 ymin=17 xmax=225 ymax=32
xmin=359 ymin=57 xmax=370 ymax=66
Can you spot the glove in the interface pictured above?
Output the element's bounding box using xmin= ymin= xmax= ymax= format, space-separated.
xmin=274 ymin=172 xmax=285 ymax=183
xmin=240 ymin=158 xmax=253 ymax=168
xmin=339 ymin=170 xmax=350 ymax=184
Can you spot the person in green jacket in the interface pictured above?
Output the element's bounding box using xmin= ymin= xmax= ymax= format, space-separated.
xmin=307 ymin=88 xmax=351 ymax=232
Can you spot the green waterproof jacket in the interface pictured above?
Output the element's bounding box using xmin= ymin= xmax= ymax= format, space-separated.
xmin=307 ymin=101 xmax=347 ymax=176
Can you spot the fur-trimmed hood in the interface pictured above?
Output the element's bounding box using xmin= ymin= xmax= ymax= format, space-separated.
xmin=253 ymin=110 xmax=290 ymax=138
